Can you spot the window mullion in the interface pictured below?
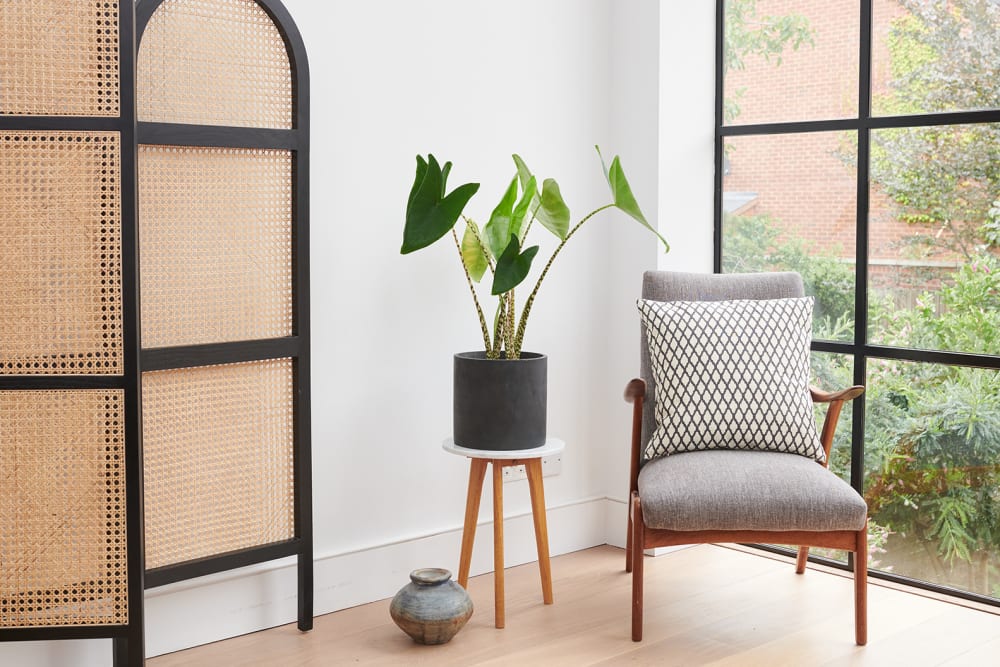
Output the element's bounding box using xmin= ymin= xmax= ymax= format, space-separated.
xmin=850 ymin=0 xmax=874 ymax=497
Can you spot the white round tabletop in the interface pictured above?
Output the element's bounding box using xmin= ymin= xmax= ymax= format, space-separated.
xmin=442 ymin=437 xmax=565 ymax=460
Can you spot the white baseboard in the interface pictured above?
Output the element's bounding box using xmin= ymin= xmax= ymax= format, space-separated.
xmin=0 ymin=496 xmax=618 ymax=666
xmin=604 ymin=495 xmax=696 ymax=557
xmin=144 ymin=495 xmax=609 ymax=657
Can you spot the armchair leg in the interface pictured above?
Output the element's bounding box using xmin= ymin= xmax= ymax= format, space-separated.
xmin=625 ymin=507 xmax=634 ymax=573
xmin=630 ymin=494 xmax=644 ymax=642
xmin=855 ymin=527 xmax=868 ymax=646
xmin=795 ymin=546 xmax=809 ymax=574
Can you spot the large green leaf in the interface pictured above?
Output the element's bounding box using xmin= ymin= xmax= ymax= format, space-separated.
xmin=596 ymin=146 xmax=669 ymax=251
xmin=401 ymin=154 xmax=480 ymax=254
xmin=407 ymin=155 xmax=428 ymax=214
xmin=483 ymin=176 xmax=519 ymax=258
xmin=511 ymin=175 xmax=537 ymax=242
xmin=512 ymin=154 xmax=541 ymax=210
xmin=461 ymin=221 xmax=488 ymax=283
xmin=492 ymin=235 xmax=540 ymax=295
xmin=536 ymin=178 xmax=570 ymax=239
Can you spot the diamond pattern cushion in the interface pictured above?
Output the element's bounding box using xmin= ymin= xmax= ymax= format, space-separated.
xmin=637 ymin=450 xmax=868 ymax=532
xmin=637 ymin=296 xmax=824 ymax=461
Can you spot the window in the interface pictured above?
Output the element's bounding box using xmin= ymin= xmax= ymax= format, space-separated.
xmin=716 ymin=0 xmax=1000 ymax=605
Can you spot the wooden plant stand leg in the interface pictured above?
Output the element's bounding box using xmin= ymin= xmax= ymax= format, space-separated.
xmin=458 ymin=458 xmax=488 ymax=588
xmin=525 ymin=458 xmax=554 ymax=604
xmin=492 ymin=460 xmax=505 ymax=629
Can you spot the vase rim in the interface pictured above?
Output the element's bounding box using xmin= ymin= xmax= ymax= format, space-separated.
xmin=410 ymin=568 xmax=452 ymax=586
xmin=454 ymin=351 xmax=546 ymax=361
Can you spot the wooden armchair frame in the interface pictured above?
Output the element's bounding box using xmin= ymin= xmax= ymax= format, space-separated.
xmin=624 ymin=378 xmax=868 ymax=645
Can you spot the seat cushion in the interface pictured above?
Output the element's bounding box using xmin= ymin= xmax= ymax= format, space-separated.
xmin=637 ymin=450 xmax=867 ymax=532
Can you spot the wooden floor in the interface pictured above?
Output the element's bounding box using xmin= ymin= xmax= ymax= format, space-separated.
xmin=150 ymin=544 xmax=1000 ymax=666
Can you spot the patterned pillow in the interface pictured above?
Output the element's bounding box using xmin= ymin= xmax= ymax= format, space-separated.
xmin=637 ymin=296 xmax=824 ymax=462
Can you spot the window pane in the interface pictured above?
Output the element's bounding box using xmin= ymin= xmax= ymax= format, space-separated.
xmin=722 ymin=131 xmax=858 ymax=341
xmin=723 ymin=0 xmax=860 ymax=125
xmin=868 ymin=123 xmax=1000 ymax=355
xmin=872 ymin=0 xmax=1000 ymax=117
xmin=864 ymin=359 xmax=1000 ymax=600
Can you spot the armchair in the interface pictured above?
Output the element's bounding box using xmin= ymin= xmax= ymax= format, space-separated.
xmin=625 ymin=271 xmax=868 ymax=645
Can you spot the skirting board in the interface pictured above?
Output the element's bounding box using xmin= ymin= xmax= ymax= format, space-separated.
xmin=1 ymin=496 xmax=649 ymax=664
xmin=143 ymin=495 xmax=607 ymax=657
xmin=604 ymin=496 xmax=696 ymax=557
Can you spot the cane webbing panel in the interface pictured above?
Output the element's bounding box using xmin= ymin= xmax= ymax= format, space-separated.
xmin=0 ymin=0 xmax=120 ymax=117
xmin=138 ymin=145 xmax=292 ymax=348
xmin=0 ymin=132 xmax=123 ymax=375
xmin=138 ymin=0 xmax=292 ymax=129
xmin=142 ymin=359 xmax=295 ymax=569
xmin=0 ymin=390 xmax=127 ymax=627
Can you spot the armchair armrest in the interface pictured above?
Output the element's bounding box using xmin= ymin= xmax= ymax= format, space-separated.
xmin=811 ymin=385 xmax=865 ymax=403
xmin=624 ymin=378 xmax=646 ymax=494
xmin=810 ymin=385 xmax=865 ymax=465
xmin=625 ymin=378 xmax=646 ymax=403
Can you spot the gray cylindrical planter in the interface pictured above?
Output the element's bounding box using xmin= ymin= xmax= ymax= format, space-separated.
xmin=453 ymin=351 xmax=547 ymax=451
xmin=390 ymin=568 xmax=473 ymax=645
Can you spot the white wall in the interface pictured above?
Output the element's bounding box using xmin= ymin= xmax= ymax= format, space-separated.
xmin=4 ymin=1 xmax=715 ymax=664
xmin=601 ymin=1 xmax=717 ymax=545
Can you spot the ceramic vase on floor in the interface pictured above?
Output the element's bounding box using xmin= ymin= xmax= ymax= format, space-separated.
xmin=390 ymin=568 xmax=473 ymax=645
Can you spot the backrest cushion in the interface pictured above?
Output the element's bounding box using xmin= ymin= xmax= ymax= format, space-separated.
xmin=637 ymin=296 xmax=824 ymax=462
xmin=639 ymin=271 xmax=805 ymax=459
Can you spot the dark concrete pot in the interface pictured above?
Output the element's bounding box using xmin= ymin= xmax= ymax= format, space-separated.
xmin=453 ymin=351 xmax=547 ymax=451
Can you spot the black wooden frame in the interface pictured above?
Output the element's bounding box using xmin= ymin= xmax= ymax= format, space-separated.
xmin=133 ymin=0 xmax=313 ymax=631
xmin=713 ymin=0 xmax=1000 ymax=607
xmin=0 ymin=2 xmax=147 ymax=665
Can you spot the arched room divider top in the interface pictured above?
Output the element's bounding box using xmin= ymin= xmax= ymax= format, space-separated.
xmin=135 ymin=0 xmax=312 ymax=623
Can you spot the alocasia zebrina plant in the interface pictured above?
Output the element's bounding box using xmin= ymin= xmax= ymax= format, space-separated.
xmin=402 ymin=147 xmax=669 ymax=359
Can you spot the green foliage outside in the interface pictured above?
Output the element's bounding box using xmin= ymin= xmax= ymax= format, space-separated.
xmin=723 ymin=0 xmax=814 ymax=123
xmin=870 ymin=0 xmax=1000 ymax=262
xmin=725 ymin=214 xmax=1000 ymax=593
xmin=723 ymin=1 xmax=1000 ymax=596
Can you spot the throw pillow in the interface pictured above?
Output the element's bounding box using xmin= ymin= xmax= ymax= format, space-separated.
xmin=637 ymin=296 xmax=824 ymax=462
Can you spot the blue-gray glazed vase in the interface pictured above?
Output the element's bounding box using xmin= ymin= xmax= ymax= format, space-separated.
xmin=390 ymin=568 xmax=473 ymax=645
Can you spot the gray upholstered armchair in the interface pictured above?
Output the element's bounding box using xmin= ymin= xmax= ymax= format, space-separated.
xmin=625 ymin=271 xmax=868 ymax=645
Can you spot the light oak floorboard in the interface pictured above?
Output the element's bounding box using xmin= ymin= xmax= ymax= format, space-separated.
xmin=150 ymin=544 xmax=1000 ymax=666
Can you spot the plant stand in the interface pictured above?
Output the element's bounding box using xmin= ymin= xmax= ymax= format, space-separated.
xmin=442 ymin=438 xmax=565 ymax=629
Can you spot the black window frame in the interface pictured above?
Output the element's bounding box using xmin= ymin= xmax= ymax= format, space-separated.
xmin=713 ymin=0 xmax=1000 ymax=607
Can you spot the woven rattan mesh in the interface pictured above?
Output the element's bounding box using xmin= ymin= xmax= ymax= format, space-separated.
xmin=138 ymin=145 xmax=292 ymax=348
xmin=0 ymin=1 xmax=120 ymax=116
xmin=0 ymin=132 xmax=123 ymax=375
xmin=0 ymin=390 xmax=127 ymax=627
xmin=138 ymin=0 xmax=292 ymax=129
xmin=142 ymin=359 xmax=295 ymax=569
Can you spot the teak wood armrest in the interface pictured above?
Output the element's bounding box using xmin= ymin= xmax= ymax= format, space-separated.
xmin=624 ymin=379 xmax=646 ymax=498
xmin=810 ymin=385 xmax=865 ymax=403
xmin=624 ymin=378 xmax=646 ymax=403
xmin=812 ymin=384 xmax=865 ymax=464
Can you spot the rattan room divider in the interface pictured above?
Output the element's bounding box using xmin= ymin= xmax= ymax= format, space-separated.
xmin=1 ymin=1 xmax=311 ymax=664
xmin=0 ymin=1 xmax=146 ymax=664
xmin=134 ymin=0 xmax=313 ymax=628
